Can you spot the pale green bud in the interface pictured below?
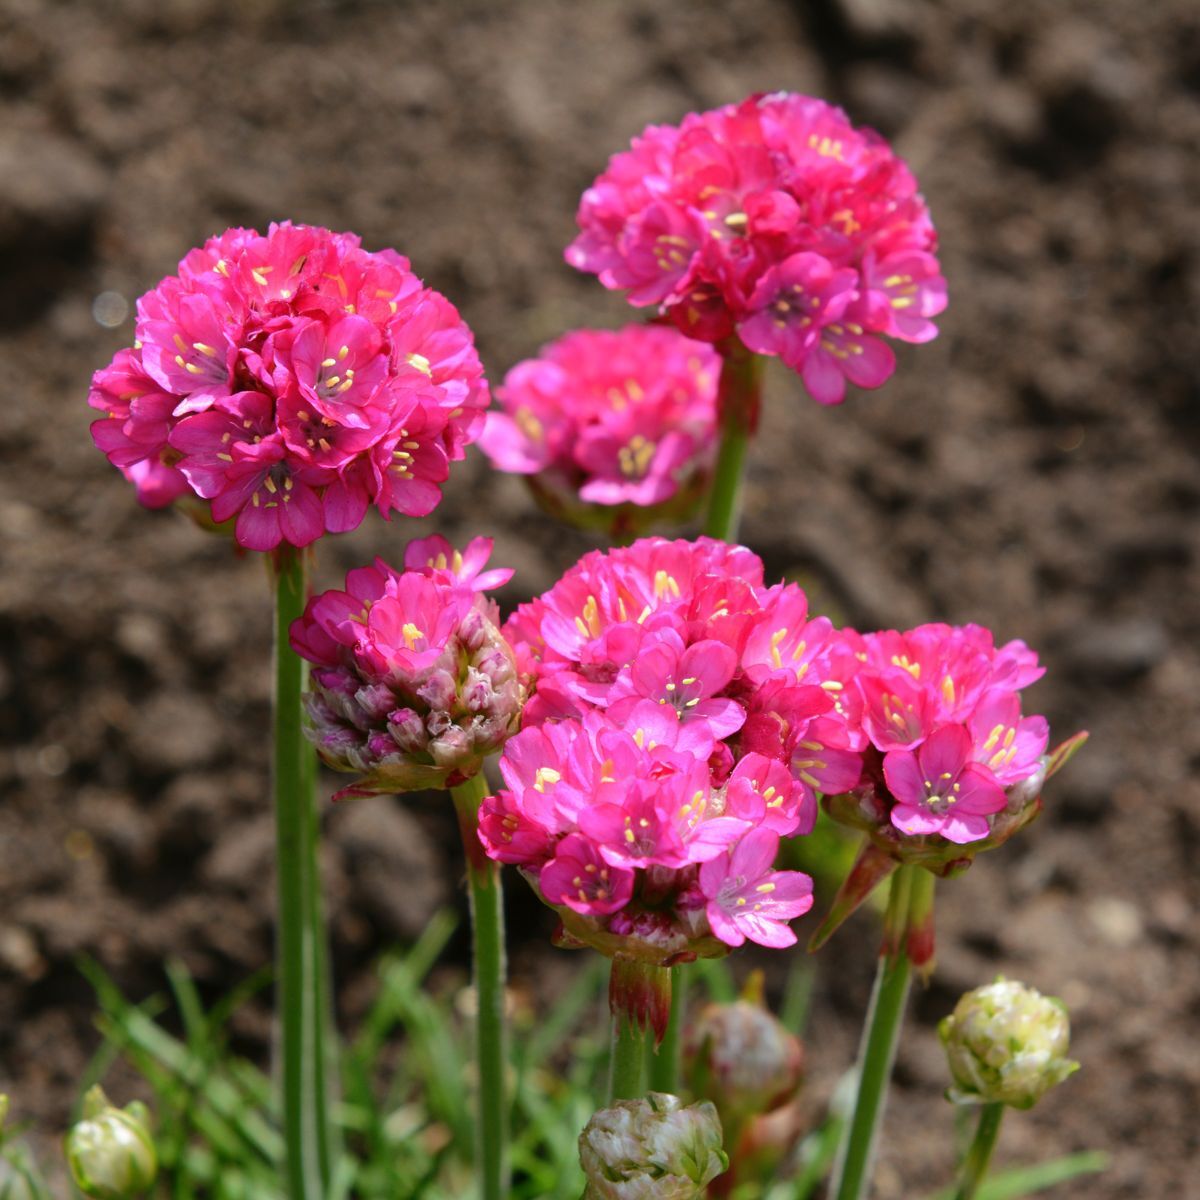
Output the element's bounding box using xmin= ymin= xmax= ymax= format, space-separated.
xmin=579 ymin=1091 xmax=728 ymax=1199
xmin=939 ymin=977 xmax=1079 ymax=1109
xmin=686 ymin=999 xmax=803 ymax=1124
xmin=65 ymin=1086 xmax=157 ymax=1200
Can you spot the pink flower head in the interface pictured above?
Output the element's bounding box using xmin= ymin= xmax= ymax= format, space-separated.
xmin=479 ymin=537 xmax=877 ymax=963
xmin=479 ymin=325 xmax=721 ymax=534
xmin=89 ymin=222 xmax=489 ymax=551
xmin=289 ymin=539 xmax=524 ymax=796
xmin=824 ymin=622 xmax=1055 ymax=851
xmin=567 ymin=93 xmax=946 ymax=404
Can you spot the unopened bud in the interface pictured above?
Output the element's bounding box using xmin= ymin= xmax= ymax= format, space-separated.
xmin=939 ymin=977 xmax=1078 ymax=1109
xmin=65 ymin=1086 xmax=157 ymax=1199
xmin=579 ymin=1091 xmax=727 ymax=1199
xmin=429 ymin=725 xmax=473 ymax=767
xmin=354 ymin=683 xmax=396 ymax=722
xmin=686 ymin=984 xmax=802 ymax=1123
xmin=417 ymin=669 xmax=457 ymax=712
xmin=463 ymin=668 xmax=495 ymax=713
xmin=387 ymin=707 xmax=428 ymax=753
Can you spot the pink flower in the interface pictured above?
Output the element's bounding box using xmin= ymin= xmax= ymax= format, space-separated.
xmin=824 ymin=623 xmax=1053 ymax=849
xmin=540 ymin=834 xmax=635 ymax=916
xmin=403 ymin=534 xmax=514 ymax=592
xmin=479 ymin=325 xmax=721 ymax=533
xmin=89 ymin=222 xmax=488 ymax=550
xmin=737 ymin=252 xmax=857 ymax=372
xmin=699 ymin=829 xmax=814 ymax=948
xmin=882 ymin=724 xmax=1008 ymax=844
xmin=481 ymin=537 xmax=868 ymax=963
xmin=289 ymin=539 xmax=524 ymax=796
xmin=567 ymin=93 xmax=946 ymax=404
xmin=88 ymin=350 xmax=190 ymax=508
xmin=967 ymin=690 xmax=1049 ymax=786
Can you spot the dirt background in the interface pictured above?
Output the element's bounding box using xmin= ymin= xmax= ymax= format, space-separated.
xmin=1 ymin=0 xmax=1198 ymax=1194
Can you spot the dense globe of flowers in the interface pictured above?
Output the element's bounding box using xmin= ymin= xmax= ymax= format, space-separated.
xmin=88 ymin=222 xmax=489 ymax=550
xmin=939 ymin=977 xmax=1078 ymax=1109
xmin=567 ymin=93 xmax=946 ymax=405
xmin=830 ymin=623 xmax=1053 ymax=855
xmin=478 ymin=537 xmax=866 ymax=962
xmin=479 ymin=324 xmax=721 ymax=531
xmin=289 ymin=536 xmax=524 ymax=797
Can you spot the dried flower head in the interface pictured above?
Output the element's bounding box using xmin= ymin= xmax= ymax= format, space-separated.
xmin=579 ymin=1092 xmax=727 ymax=1200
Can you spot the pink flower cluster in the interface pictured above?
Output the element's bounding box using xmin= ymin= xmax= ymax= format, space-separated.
xmin=478 ymin=537 xmax=869 ymax=957
xmin=479 ymin=324 xmax=721 ymax=513
xmin=289 ymin=536 xmax=523 ymax=797
xmin=567 ymin=93 xmax=946 ymax=405
xmin=842 ymin=624 xmax=1049 ymax=845
xmin=89 ymin=223 xmax=489 ymax=550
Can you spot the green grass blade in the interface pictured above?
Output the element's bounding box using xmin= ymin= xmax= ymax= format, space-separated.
xmin=921 ymin=1150 xmax=1109 ymax=1200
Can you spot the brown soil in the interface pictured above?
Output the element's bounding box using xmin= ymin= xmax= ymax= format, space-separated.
xmin=1 ymin=0 xmax=1197 ymax=1195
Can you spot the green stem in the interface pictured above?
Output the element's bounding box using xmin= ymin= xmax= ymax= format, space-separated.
xmin=451 ymin=772 xmax=509 ymax=1200
xmin=609 ymin=1012 xmax=648 ymax=1103
xmin=953 ymin=1103 xmax=1005 ymax=1200
xmin=303 ymin=723 xmax=337 ymax=1188
xmin=703 ymin=339 xmax=764 ymax=541
xmin=647 ymin=965 xmax=684 ymax=1093
xmin=828 ymin=866 xmax=917 ymax=1200
xmin=272 ymin=547 xmax=332 ymax=1199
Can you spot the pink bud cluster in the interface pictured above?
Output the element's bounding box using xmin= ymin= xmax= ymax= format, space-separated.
xmin=567 ymin=92 xmax=946 ymax=405
xmin=841 ymin=624 xmax=1049 ymax=844
xmin=289 ymin=536 xmax=523 ymax=797
xmin=89 ymin=223 xmax=489 ymax=550
xmin=479 ymin=324 xmax=721 ymax=514
xmin=478 ymin=537 xmax=868 ymax=958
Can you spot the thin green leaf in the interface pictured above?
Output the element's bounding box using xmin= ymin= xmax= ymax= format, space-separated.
xmin=921 ymin=1150 xmax=1109 ymax=1200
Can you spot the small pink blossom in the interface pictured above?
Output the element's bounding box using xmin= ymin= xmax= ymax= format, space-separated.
xmin=882 ymin=724 xmax=1008 ymax=844
xmin=699 ymin=829 xmax=814 ymax=949
xmin=967 ymin=690 xmax=1049 ymax=786
xmin=403 ymin=534 xmax=514 ymax=592
xmin=540 ymin=833 xmax=635 ymax=916
xmin=89 ymin=222 xmax=488 ymax=550
xmin=568 ymin=93 xmax=946 ymax=404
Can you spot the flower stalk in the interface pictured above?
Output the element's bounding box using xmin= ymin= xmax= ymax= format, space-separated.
xmin=703 ymin=340 xmax=763 ymax=541
xmin=609 ymin=1013 xmax=650 ymax=1104
xmin=607 ymin=957 xmax=672 ymax=1102
xmin=647 ymin=966 xmax=684 ymax=1093
xmin=451 ymin=771 xmax=510 ymax=1200
xmin=828 ymin=864 xmax=920 ymax=1200
xmin=272 ymin=546 xmax=334 ymax=1199
xmin=953 ymin=1102 xmax=1005 ymax=1200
